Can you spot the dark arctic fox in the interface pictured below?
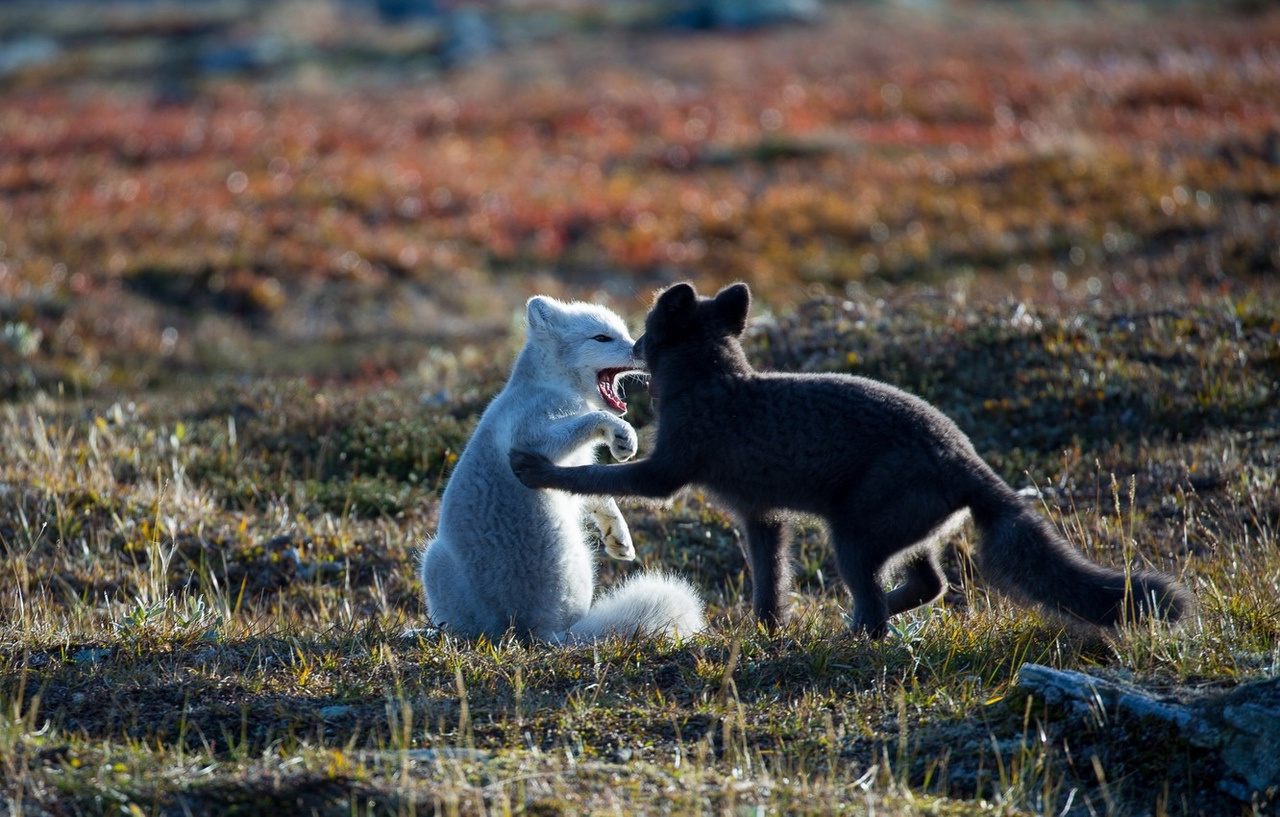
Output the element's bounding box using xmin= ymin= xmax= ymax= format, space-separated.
xmin=511 ymin=282 xmax=1194 ymax=637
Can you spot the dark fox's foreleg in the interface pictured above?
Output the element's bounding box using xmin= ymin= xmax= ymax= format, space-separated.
xmin=510 ymin=450 xmax=688 ymax=500
xmin=741 ymin=516 xmax=794 ymax=629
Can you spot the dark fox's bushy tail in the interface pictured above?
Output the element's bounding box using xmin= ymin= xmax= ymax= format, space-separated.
xmin=967 ymin=477 xmax=1194 ymax=628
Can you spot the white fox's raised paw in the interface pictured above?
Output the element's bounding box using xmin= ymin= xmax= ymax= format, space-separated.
xmin=602 ymin=416 xmax=638 ymax=461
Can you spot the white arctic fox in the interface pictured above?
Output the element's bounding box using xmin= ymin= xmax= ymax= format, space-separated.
xmin=419 ymin=296 xmax=705 ymax=642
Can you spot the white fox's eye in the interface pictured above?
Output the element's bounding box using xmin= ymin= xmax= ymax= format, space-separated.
xmin=591 ymin=334 xmax=613 ymax=342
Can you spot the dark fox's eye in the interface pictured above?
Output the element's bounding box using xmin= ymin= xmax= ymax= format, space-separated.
xmin=591 ymin=334 xmax=613 ymax=342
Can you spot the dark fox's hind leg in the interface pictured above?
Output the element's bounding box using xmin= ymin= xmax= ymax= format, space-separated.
xmin=829 ymin=530 xmax=894 ymax=637
xmin=831 ymin=487 xmax=960 ymax=637
xmin=741 ymin=516 xmax=794 ymax=629
xmin=885 ymin=547 xmax=947 ymax=617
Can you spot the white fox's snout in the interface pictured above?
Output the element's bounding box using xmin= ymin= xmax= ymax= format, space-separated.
xmin=596 ymin=365 xmax=646 ymax=413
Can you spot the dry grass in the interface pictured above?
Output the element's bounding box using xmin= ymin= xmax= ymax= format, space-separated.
xmin=2 ymin=284 xmax=1278 ymax=815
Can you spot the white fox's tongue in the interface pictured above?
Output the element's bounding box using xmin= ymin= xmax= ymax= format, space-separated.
xmin=597 ymin=369 xmax=628 ymax=413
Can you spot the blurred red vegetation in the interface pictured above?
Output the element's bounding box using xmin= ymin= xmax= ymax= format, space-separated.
xmin=1 ymin=5 xmax=1278 ymax=393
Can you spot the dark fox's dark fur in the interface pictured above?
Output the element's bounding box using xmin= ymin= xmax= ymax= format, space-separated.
xmin=511 ymin=282 xmax=1195 ymax=637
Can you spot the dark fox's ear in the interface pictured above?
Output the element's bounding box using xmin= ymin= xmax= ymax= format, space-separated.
xmin=654 ymin=282 xmax=698 ymax=323
xmin=713 ymin=283 xmax=751 ymax=335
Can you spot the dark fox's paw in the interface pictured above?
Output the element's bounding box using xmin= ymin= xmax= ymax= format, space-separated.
xmin=510 ymin=449 xmax=555 ymax=488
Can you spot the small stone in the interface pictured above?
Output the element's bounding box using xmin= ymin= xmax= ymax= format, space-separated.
xmin=319 ymin=705 xmax=354 ymax=720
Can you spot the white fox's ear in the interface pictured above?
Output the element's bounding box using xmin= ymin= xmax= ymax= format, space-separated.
xmin=714 ymin=282 xmax=750 ymax=335
xmin=526 ymin=296 xmax=559 ymax=335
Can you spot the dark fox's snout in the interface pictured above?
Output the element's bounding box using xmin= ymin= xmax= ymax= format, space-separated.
xmin=632 ymin=335 xmax=647 ymax=362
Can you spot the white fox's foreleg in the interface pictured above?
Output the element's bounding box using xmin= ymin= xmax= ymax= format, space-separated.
xmin=529 ymin=411 xmax=637 ymax=463
xmin=585 ymin=497 xmax=635 ymax=561
xmin=579 ymin=411 xmax=636 ymax=462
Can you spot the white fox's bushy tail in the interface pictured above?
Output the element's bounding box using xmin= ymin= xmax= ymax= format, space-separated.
xmin=566 ymin=572 xmax=705 ymax=642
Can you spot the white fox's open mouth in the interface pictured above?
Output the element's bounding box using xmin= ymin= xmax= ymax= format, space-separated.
xmin=597 ymin=368 xmax=642 ymax=413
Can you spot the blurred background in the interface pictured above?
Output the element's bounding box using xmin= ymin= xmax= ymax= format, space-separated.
xmin=2 ymin=0 xmax=1278 ymax=397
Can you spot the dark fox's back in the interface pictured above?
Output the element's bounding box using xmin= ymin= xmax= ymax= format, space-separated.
xmin=738 ymin=371 xmax=978 ymax=458
xmin=685 ymin=370 xmax=987 ymax=515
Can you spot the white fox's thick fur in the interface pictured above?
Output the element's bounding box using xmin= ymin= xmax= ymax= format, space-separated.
xmin=419 ymin=296 xmax=705 ymax=642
